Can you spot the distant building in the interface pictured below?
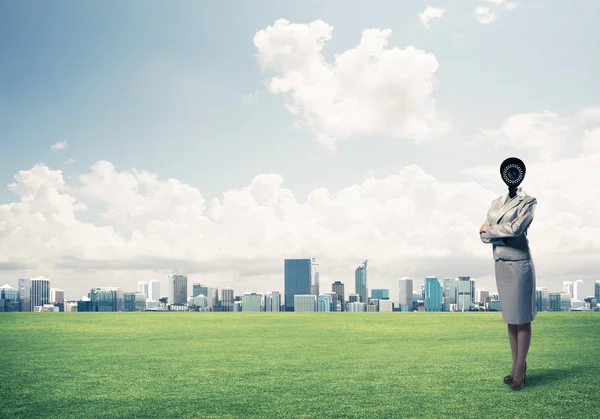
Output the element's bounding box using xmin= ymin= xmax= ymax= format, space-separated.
xmin=264 ymin=292 xmax=281 ymax=312
xmin=0 ymin=284 xmax=20 ymax=312
xmin=242 ymin=293 xmax=263 ymax=312
xmin=284 ymin=259 xmax=311 ymax=312
xmin=221 ymin=288 xmax=234 ymax=312
xmin=31 ymin=277 xmax=50 ymax=309
xmin=398 ymin=278 xmax=413 ymax=311
xmin=18 ymin=278 xmax=32 ymax=312
xmin=311 ymin=258 xmax=320 ymax=297
xmin=332 ymin=281 xmax=345 ymax=311
xmin=457 ymin=276 xmax=472 ymax=311
xmin=573 ymin=279 xmax=584 ymax=302
xmin=355 ymin=260 xmax=368 ymax=303
xmin=424 ymin=277 xmax=442 ymax=312
xmin=50 ymin=288 xmax=64 ymax=304
xmin=443 ymin=278 xmax=456 ymax=312
xmin=294 ymin=295 xmax=316 ymax=312
xmin=317 ymin=294 xmax=332 ymax=312
xmin=371 ymin=289 xmax=389 ymax=300
xmin=137 ymin=281 xmax=148 ymax=298
xmin=168 ymin=275 xmax=188 ymax=305
xmin=148 ymin=280 xmax=160 ymax=301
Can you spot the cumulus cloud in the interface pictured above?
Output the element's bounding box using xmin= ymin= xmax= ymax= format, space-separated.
xmin=2 ymin=108 xmax=600 ymax=298
xmin=51 ymin=141 xmax=68 ymax=151
xmin=419 ymin=6 xmax=445 ymax=28
xmin=475 ymin=0 xmax=519 ymax=24
xmin=253 ymin=18 xmax=451 ymax=149
xmin=469 ymin=107 xmax=600 ymax=162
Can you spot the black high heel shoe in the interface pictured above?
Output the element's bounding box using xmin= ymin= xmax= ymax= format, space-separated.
xmin=511 ymin=363 xmax=527 ymax=391
xmin=504 ymin=362 xmax=526 ymax=386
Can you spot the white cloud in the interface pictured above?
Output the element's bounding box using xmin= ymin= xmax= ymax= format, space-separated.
xmin=51 ymin=141 xmax=68 ymax=151
xmin=253 ymin=18 xmax=451 ymax=150
xmin=475 ymin=0 xmax=519 ymax=24
xmin=419 ymin=6 xmax=445 ymax=29
xmin=469 ymin=107 xmax=600 ymax=162
xmin=65 ymin=159 xmax=76 ymax=165
xmin=474 ymin=6 xmax=498 ymax=24
xmin=2 ymin=107 xmax=600 ymax=298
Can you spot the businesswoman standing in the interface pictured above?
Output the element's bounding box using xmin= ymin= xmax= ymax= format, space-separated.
xmin=479 ymin=157 xmax=537 ymax=391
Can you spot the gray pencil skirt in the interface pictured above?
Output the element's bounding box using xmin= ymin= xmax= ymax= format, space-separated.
xmin=495 ymin=258 xmax=537 ymax=325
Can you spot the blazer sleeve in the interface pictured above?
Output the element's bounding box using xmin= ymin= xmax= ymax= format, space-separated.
xmin=485 ymin=198 xmax=537 ymax=239
xmin=479 ymin=213 xmax=505 ymax=245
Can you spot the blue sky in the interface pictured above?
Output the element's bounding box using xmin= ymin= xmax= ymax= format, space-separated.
xmin=1 ymin=0 xmax=600 ymax=299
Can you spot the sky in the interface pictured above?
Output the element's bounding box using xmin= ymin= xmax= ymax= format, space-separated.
xmin=1 ymin=0 xmax=600 ymax=301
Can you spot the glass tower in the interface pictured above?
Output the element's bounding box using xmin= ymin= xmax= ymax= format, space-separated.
xmin=284 ymin=259 xmax=311 ymax=312
xmin=355 ymin=260 xmax=368 ymax=303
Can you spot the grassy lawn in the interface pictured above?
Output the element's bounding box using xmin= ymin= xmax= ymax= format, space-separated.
xmin=1 ymin=312 xmax=598 ymax=418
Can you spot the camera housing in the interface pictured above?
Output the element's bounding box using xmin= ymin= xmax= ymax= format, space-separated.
xmin=500 ymin=157 xmax=526 ymax=189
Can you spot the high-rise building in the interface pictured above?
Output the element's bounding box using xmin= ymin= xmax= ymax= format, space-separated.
xmin=242 ymin=293 xmax=263 ymax=312
xmin=442 ymin=278 xmax=456 ymax=312
xmin=549 ymin=292 xmax=561 ymax=311
xmin=311 ymin=258 xmax=320 ymax=297
xmin=573 ymin=279 xmax=584 ymax=301
xmin=595 ymin=281 xmax=600 ymax=302
xmin=475 ymin=288 xmax=489 ymax=304
xmin=470 ymin=279 xmax=476 ymax=303
xmin=222 ymin=288 xmax=234 ymax=311
xmin=371 ymin=289 xmax=389 ymax=300
xmin=50 ymin=288 xmax=64 ymax=304
xmin=355 ymin=260 xmax=368 ymax=303
xmin=332 ymin=281 xmax=345 ymax=311
xmin=536 ymin=287 xmax=550 ymax=312
xmin=420 ymin=285 xmax=426 ymax=301
xmin=398 ymin=278 xmax=413 ymax=310
xmin=563 ymin=281 xmax=574 ymax=297
xmin=424 ymin=277 xmax=442 ymax=312
xmin=18 ymin=278 xmax=32 ymax=312
xmin=31 ymin=277 xmax=50 ymax=309
xmin=137 ymin=281 xmax=148 ymax=297
xmin=148 ymin=280 xmax=160 ymax=301
xmin=192 ymin=283 xmax=204 ymax=298
xmin=264 ymin=292 xmax=281 ymax=312
xmin=457 ymin=276 xmax=472 ymax=311
xmin=294 ymin=295 xmax=316 ymax=312
xmin=0 ymin=284 xmax=20 ymax=312
xmin=207 ymin=287 xmax=219 ymax=307
xmin=168 ymin=275 xmax=188 ymax=305
xmin=284 ymin=259 xmax=311 ymax=312
xmin=317 ymin=294 xmax=332 ymax=312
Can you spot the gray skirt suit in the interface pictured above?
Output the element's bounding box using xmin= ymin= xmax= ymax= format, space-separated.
xmin=480 ymin=188 xmax=537 ymax=325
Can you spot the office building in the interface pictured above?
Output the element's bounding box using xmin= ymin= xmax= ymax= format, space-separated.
xmin=332 ymin=281 xmax=345 ymax=311
xmin=192 ymin=283 xmax=206 ymax=298
xmin=443 ymin=278 xmax=456 ymax=312
xmin=549 ymin=292 xmax=561 ymax=311
xmin=470 ymin=279 xmax=476 ymax=303
xmin=457 ymin=276 xmax=472 ymax=311
xmin=398 ymin=278 xmax=413 ymax=310
xmin=0 ymin=284 xmax=20 ymax=312
xmin=242 ymin=293 xmax=263 ymax=312
xmin=563 ymin=281 xmax=574 ymax=297
xmin=50 ymin=288 xmax=64 ymax=304
xmin=18 ymin=278 xmax=32 ymax=312
xmin=148 ymin=280 xmax=160 ymax=301
xmin=168 ymin=275 xmax=188 ymax=305
xmin=573 ymin=279 xmax=584 ymax=302
xmin=371 ymin=289 xmax=389 ymax=300
xmin=222 ymin=288 xmax=234 ymax=312
xmin=595 ymin=281 xmax=600 ymax=302
xmin=355 ymin=260 xmax=368 ymax=303
xmin=137 ymin=281 xmax=148 ymax=297
xmin=264 ymin=292 xmax=281 ymax=312
xmin=560 ymin=293 xmax=571 ymax=311
xmin=284 ymin=259 xmax=311 ymax=312
xmin=424 ymin=277 xmax=442 ymax=312
xmin=311 ymin=258 xmax=320 ymax=297
xmin=536 ymin=287 xmax=550 ymax=312
xmin=31 ymin=277 xmax=50 ymax=309
xmin=318 ymin=294 xmax=333 ymax=312
xmin=294 ymin=295 xmax=316 ymax=312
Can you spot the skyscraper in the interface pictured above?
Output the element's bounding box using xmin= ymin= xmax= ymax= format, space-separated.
xmin=311 ymin=258 xmax=320 ymax=296
xmin=442 ymin=278 xmax=456 ymax=312
xmin=595 ymin=281 xmax=600 ymax=302
xmin=284 ymin=259 xmax=311 ymax=312
xmin=31 ymin=277 xmax=50 ymax=308
xmin=398 ymin=277 xmax=413 ymax=310
xmin=424 ymin=277 xmax=442 ymax=312
xmin=563 ymin=281 xmax=574 ymax=297
xmin=137 ymin=281 xmax=148 ymax=297
xmin=457 ymin=276 xmax=471 ymax=311
xmin=470 ymin=279 xmax=476 ymax=303
xmin=222 ymin=288 xmax=234 ymax=311
xmin=332 ymin=281 xmax=345 ymax=312
xmin=264 ymin=292 xmax=281 ymax=312
xmin=18 ymin=278 xmax=31 ymax=312
xmin=355 ymin=260 xmax=368 ymax=303
xmin=573 ymin=279 xmax=584 ymax=301
xmin=168 ymin=275 xmax=188 ymax=305
xmin=50 ymin=288 xmax=64 ymax=304
xmin=148 ymin=280 xmax=160 ymax=301
xmin=371 ymin=289 xmax=389 ymax=300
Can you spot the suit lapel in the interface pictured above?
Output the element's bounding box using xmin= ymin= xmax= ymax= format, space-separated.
xmin=496 ymin=195 xmax=524 ymax=223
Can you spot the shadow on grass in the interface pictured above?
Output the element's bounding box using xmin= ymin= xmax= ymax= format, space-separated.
xmin=524 ymin=364 xmax=592 ymax=388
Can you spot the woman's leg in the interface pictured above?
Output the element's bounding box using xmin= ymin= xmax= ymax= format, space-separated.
xmin=508 ymin=324 xmax=519 ymax=375
xmin=513 ymin=322 xmax=532 ymax=382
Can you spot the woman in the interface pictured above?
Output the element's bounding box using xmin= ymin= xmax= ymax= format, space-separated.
xmin=479 ymin=157 xmax=537 ymax=391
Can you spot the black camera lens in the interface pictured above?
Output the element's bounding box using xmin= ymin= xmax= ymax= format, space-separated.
xmin=507 ymin=167 xmax=520 ymax=181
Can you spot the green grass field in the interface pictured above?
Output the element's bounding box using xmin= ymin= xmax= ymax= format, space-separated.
xmin=1 ymin=312 xmax=598 ymax=418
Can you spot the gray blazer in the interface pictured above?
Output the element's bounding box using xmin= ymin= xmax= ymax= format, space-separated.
xmin=480 ymin=190 xmax=537 ymax=261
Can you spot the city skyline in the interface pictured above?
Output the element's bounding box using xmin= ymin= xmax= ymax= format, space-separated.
xmin=2 ymin=2 xmax=600 ymax=300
